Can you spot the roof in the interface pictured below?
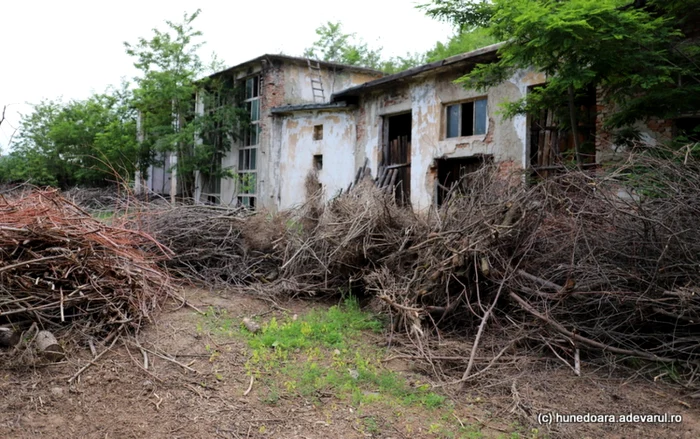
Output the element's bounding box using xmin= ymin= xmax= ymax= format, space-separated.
xmin=331 ymin=43 xmax=504 ymax=101
xmin=208 ymin=54 xmax=384 ymax=80
xmin=270 ymin=102 xmax=353 ymax=115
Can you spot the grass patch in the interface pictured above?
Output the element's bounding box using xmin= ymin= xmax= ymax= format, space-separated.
xmin=198 ymin=298 xmax=531 ymax=438
xmin=91 ymin=210 xmax=114 ymax=223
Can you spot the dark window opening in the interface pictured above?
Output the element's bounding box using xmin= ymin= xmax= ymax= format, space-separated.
xmin=238 ymin=196 xmax=256 ymax=209
xmin=383 ymin=112 xmax=412 ymax=204
xmin=313 ymin=125 xmax=323 ymax=141
xmin=675 ymin=118 xmax=700 ymax=143
xmin=446 ymin=99 xmax=487 ymax=138
xmin=313 ymin=154 xmax=323 ymax=170
xmin=206 ymin=194 xmax=219 ymax=204
xmin=436 ymin=156 xmax=491 ymax=206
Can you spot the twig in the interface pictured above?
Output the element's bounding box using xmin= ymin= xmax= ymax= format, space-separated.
xmin=134 ymin=342 xmax=198 ymax=373
xmin=243 ymin=375 xmax=254 ymax=396
xmin=509 ymin=291 xmax=679 ymax=364
xmin=460 ymin=278 xmax=509 ymax=388
xmin=68 ymin=337 xmax=119 ymax=384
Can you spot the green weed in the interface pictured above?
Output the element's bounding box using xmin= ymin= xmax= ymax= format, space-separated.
xmin=198 ymin=297 xmax=499 ymax=438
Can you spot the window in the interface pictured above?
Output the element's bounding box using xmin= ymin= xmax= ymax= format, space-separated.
xmin=313 ymin=124 xmax=323 ymax=141
xmin=446 ymin=98 xmax=487 ymax=138
xmin=675 ymin=117 xmax=700 ymax=143
xmin=238 ymin=75 xmax=261 ymax=208
xmin=313 ymin=154 xmax=323 ymax=170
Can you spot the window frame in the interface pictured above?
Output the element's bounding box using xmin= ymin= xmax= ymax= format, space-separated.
xmin=237 ymin=75 xmax=261 ymax=208
xmin=445 ymin=98 xmax=488 ymax=139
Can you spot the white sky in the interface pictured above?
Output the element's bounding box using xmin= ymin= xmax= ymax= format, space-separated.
xmin=0 ymin=0 xmax=454 ymax=153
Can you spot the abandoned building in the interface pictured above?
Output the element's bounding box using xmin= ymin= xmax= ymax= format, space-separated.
xmin=142 ymin=44 xmax=692 ymax=211
xmin=141 ymin=54 xmax=382 ymax=208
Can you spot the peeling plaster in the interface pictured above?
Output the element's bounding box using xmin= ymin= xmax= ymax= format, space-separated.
xmin=276 ymin=110 xmax=357 ymax=210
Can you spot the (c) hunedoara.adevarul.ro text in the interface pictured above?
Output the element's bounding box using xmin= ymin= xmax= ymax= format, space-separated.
xmin=537 ymin=412 xmax=683 ymax=425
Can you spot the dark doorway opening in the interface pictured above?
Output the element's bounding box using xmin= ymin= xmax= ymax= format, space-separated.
xmin=383 ymin=112 xmax=412 ymax=204
xmin=436 ymin=156 xmax=491 ymax=206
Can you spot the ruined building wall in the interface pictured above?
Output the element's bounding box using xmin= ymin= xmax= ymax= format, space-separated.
xmin=352 ymin=68 xmax=542 ymax=210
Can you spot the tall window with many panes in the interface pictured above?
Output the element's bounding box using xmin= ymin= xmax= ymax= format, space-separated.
xmin=238 ymin=75 xmax=260 ymax=208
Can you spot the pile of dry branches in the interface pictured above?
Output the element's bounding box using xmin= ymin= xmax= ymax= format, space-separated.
xmin=137 ymin=147 xmax=700 ymax=385
xmin=64 ymin=186 xmax=169 ymax=212
xmin=0 ymin=189 xmax=168 ymax=347
xmin=135 ymin=205 xmax=286 ymax=287
xmin=274 ymin=149 xmax=700 ymax=381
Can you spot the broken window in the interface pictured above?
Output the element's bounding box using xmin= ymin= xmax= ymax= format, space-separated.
xmin=313 ymin=125 xmax=323 ymax=141
xmin=238 ymin=75 xmax=261 ymax=208
xmin=446 ymin=98 xmax=488 ymax=138
xmin=313 ymin=154 xmax=323 ymax=170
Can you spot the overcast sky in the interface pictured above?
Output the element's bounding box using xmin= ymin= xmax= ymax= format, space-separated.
xmin=0 ymin=0 xmax=454 ymax=153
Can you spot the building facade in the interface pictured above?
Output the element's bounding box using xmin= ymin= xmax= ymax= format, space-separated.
xmin=142 ymin=54 xmax=382 ymax=209
xmin=144 ymin=45 xmax=692 ymax=211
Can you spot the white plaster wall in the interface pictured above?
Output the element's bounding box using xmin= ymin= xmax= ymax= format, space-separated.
xmin=353 ymin=68 xmax=542 ymax=211
xmin=277 ymin=111 xmax=356 ymax=210
xmin=260 ymin=64 xmax=379 ymax=210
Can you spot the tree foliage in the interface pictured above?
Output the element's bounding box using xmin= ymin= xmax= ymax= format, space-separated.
xmin=304 ymin=21 xmax=425 ymax=74
xmin=0 ymin=86 xmax=137 ymax=187
xmin=420 ymin=0 xmax=700 ymax=151
xmin=425 ymin=27 xmax=497 ymax=62
xmin=125 ymin=10 xmax=243 ymax=196
xmin=419 ymin=0 xmax=494 ymax=29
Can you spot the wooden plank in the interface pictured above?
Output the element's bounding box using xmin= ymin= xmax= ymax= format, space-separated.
xmin=375 ymin=166 xmax=386 ymax=184
xmin=388 ymin=169 xmax=398 ymax=191
xmin=353 ymin=166 xmax=362 ymax=185
xmin=380 ymin=168 xmax=392 ymax=187
xmin=385 ymin=163 xmax=410 ymax=170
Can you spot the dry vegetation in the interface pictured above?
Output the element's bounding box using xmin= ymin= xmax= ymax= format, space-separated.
xmin=2 ymin=147 xmax=699 ymax=437
xmin=0 ymin=189 xmax=169 ymax=366
xmin=134 ymin=147 xmax=700 ymax=397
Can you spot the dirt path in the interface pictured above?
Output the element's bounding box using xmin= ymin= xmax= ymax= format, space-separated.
xmin=0 ymin=289 xmax=697 ymax=438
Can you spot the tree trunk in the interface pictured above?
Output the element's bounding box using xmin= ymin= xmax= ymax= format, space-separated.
xmin=568 ymin=85 xmax=583 ymax=168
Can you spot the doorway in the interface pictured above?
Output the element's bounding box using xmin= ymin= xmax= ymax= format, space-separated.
xmin=383 ymin=112 xmax=412 ymax=204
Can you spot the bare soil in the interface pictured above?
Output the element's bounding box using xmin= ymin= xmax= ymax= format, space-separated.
xmin=0 ymin=288 xmax=697 ymax=439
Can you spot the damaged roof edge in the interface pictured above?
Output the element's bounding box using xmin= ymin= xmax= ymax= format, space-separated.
xmin=206 ymin=54 xmax=384 ymax=81
xmin=270 ymin=101 xmax=353 ymax=115
xmin=330 ymin=42 xmax=505 ymax=101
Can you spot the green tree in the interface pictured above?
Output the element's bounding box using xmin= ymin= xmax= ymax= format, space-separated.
xmin=304 ymin=21 xmax=425 ymax=73
xmin=425 ymin=27 xmax=497 ymax=62
xmin=0 ymin=87 xmax=138 ymax=187
xmin=126 ymin=9 xmax=243 ymax=197
xmin=421 ymin=0 xmax=700 ymax=163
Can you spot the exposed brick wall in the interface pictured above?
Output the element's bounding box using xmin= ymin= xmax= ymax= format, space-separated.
xmin=495 ymin=159 xmax=522 ymax=188
xmin=262 ymin=65 xmax=285 ymax=114
xmin=596 ymin=89 xmax=674 ymax=160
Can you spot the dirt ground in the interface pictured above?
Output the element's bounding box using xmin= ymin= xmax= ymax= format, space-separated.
xmin=0 ymin=288 xmax=697 ymax=439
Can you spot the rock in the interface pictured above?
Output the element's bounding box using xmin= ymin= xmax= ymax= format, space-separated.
xmin=242 ymin=317 xmax=261 ymax=333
